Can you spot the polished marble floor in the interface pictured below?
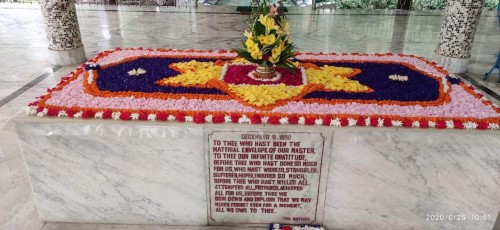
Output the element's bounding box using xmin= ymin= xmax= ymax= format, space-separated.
xmin=0 ymin=3 xmax=499 ymax=230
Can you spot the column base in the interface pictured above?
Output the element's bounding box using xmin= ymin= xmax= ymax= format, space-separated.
xmin=433 ymin=53 xmax=469 ymax=74
xmin=48 ymin=46 xmax=87 ymax=66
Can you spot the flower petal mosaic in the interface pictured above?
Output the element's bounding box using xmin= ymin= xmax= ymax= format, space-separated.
xmin=26 ymin=48 xmax=500 ymax=130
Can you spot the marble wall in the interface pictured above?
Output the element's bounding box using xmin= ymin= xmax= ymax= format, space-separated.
xmin=324 ymin=130 xmax=500 ymax=230
xmin=0 ymin=123 xmax=43 ymax=230
xmin=14 ymin=116 xmax=500 ymax=229
xmin=16 ymin=120 xmax=208 ymax=225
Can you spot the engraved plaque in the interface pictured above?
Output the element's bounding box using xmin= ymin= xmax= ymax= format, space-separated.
xmin=205 ymin=129 xmax=332 ymax=225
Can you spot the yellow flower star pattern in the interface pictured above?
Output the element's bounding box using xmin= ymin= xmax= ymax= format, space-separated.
xmin=306 ymin=66 xmax=371 ymax=92
xmin=158 ymin=60 xmax=222 ymax=86
xmin=158 ymin=60 xmax=370 ymax=109
xmin=228 ymin=84 xmax=304 ymax=107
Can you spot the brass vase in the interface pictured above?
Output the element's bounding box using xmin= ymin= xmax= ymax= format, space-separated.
xmin=253 ymin=65 xmax=277 ymax=79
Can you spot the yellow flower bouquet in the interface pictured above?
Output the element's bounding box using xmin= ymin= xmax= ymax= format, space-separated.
xmin=233 ymin=0 xmax=297 ymax=76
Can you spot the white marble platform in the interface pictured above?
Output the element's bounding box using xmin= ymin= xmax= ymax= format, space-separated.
xmin=16 ymin=120 xmax=207 ymax=225
xmin=325 ymin=130 xmax=500 ymax=230
xmin=0 ymin=121 xmax=43 ymax=230
xmin=13 ymin=114 xmax=500 ymax=230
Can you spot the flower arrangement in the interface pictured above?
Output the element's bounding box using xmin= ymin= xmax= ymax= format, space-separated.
xmin=24 ymin=48 xmax=500 ymax=130
xmin=233 ymin=0 xmax=296 ymax=72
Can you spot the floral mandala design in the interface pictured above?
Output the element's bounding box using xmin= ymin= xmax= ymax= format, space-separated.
xmin=27 ymin=48 xmax=500 ymax=130
xmin=156 ymin=59 xmax=370 ymax=110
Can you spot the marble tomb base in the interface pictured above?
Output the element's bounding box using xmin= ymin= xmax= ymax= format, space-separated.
xmin=13 ymin=114 xmax=500 ymax=230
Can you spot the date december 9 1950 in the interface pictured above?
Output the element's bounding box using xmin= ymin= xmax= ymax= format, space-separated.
xmin=426 ymin=214 xmax=491 ymax=221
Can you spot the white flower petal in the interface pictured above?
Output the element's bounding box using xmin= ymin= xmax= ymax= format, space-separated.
xmin=279 ymin=117 xmax=288 ymax=124
xmin=127 ymin=69 xmax=137 ymax=76
xmin=348 ymin=118 xmax=357 ymax=126
xmin=331 ymin=118 xmax=341 ymax=127
xmin=364 ymin=117 xmax=371 ymax=126
xmin=445 ymin=120 xmax=454 ymax=129
xmin=94 ymin=111 xmax=104 ymax=118
xmin=377 ymin=118 xmax=384 ymax=127
xmin=238 ymin=115 xmax=250 ymax=124
xmin=315 ymin=118 xmax=323 ymax=125
xmin=391 ymin=120 xmax=402 ymax=127
xmin=112 ymin=112 xmax=121 ymax=120
xmin=148 ymin=114 xmax=157 ymax=121
xmin=488 ymin=123 xmax=499 ymax=129
xmin=298 ymin=117 xmax=305 ymax=125
xmin=24 ymin=106 xmax=34 ymax=115
xmin=463 ymin=121 xmax=477 ymax=129
xmin=136 ymin=68 xmax=147 ymax=75
xmin=131 ymin=113 xmax=140 ymax=120
xmin=205 ymin=114 xmax=213 ymax=123
xmin=73 ymin=111 xmax=83 ymax=118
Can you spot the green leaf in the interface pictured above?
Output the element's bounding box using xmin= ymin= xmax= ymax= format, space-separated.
xmin=233 ymin=48 xmax=258 ymax=63
xmin=276 ymin=62 xmax=298 ymax=74
xmin=254 ymin=21 xmax=266 ymax=36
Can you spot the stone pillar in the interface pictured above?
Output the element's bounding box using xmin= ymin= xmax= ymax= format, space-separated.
xmin=40 ymin=0 xmax=87 ymax=65
xmin=396 ymin=0 xmax=411 ymax=10
xmin=434 ymin=0 xmax=484 ymax=74
xmin=390 ymin=16 xmax=410 ymax=53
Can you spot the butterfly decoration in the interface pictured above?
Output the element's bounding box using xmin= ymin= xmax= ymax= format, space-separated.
xmin=388 ymin=74 xmax=408 ymax=81
xmin=128 ymin=68 xmax=147 ymax=76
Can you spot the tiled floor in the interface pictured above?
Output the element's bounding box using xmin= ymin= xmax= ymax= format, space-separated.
xmin=0 ymin=3 xmax=499 ymax=230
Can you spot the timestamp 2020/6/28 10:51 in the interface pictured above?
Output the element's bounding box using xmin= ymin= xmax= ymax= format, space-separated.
xmin=426 ymin=214 xmax=492 ymax=221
